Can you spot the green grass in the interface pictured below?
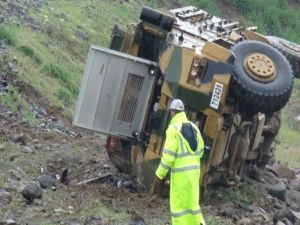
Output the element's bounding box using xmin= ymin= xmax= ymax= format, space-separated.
xmin=205 ymin=215 xmax=232 ymax=225
xmin=221 ymin=0 xmax=300 ymax=43
xmin=0 ymin=86 xmax=38 ymax=125
xmin=0 ymin=0 xmax=153 ymax=120
xmin=0 ymin=26 xmax=17 ymax=46
xmin=18 ymin=45 xmax=42 ymax=65
xmin=203 ymin=183 xmax=264 ymax=206
xmin=57 ymin=89 xmax=73 ymax=107
xmin=43 ymin=64 xmax=78 ymax=95
xmin=277 ymin=79 xmax=300 ymax=168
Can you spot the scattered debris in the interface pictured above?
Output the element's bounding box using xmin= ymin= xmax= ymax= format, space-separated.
xmin=76 ymin=173 xmax=113 ymax=186
xmin=0 ymin=190 xmax=12 ymax=205
xmin=60 ymin=168 xmax=69 ymax=185
xmin=3 ymin=219 xmax=16 ymax=225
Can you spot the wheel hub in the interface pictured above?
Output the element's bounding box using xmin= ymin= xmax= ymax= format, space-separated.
xmin=244 ymin=53 xmax=276 ymax=82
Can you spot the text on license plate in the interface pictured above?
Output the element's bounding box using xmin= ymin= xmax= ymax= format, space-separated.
xmin=210 ymin=82 xmax=223 ymax=110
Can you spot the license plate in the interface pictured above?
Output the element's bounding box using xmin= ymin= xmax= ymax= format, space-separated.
xmin=210 ymin=82 xmax=223 ymax=110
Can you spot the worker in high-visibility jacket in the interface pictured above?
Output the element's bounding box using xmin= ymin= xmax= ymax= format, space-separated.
xmin=154 ymin=99 xmax=206 ymax=225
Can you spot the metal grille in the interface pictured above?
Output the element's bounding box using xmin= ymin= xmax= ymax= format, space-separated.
xmin=118 ymin=74 xmax=144 ymax=123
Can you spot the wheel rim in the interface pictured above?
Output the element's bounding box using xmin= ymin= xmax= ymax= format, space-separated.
xmin=244 ymin=53 xmax=277 ymax=82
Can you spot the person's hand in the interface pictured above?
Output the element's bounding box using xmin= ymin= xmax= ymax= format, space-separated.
xmin=164 ymin=179 xmax=170 ymax=185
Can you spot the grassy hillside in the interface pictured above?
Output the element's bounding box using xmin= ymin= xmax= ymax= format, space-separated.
xmin=0 ymin=0 xmax=299 ymax=167
xmin=0 ymin=1 xmax=147 ymax=120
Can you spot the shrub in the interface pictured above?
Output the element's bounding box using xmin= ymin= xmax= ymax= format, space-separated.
xmin=18 ymin=45 xmax=42 ymax=65
xmin=57 ymin=89 xmax=73 ymax=107
xmin=0 ymin=86 xmax=37 ymax=124
xmin=203 ymin=183 xmax=263 ymax=206
xmin=0 ymin=27 xmax=17 ymax=46
xmin=43 ymin=64 xmax=78 ymax=95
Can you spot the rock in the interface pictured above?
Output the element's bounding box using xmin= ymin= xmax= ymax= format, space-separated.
xmin=2 ymin=210 xmax=17 ymax=224
xmin=0 ymin=190 xmax=12 ymax=204
xmin=9 ymin=167 xmax=27 ymax=181
xmin=37 ymin=107 xmax=47 ymax=117
xmin=253 ymin=208 xmax=270 ymax=223
xmin=22 ymin=145 xmax=33 ymax=153
xmin=14 ymin=133 xmax=32 ymax=145
xmin=117 ymin=180 xmax=133 ymax=189
xmin=103 ymin=164 xmax=110 ymax=169
xmin=9 ymin=155 xmax=18 ymax=161
xmin=84 ymin=215 xmax=102 ymax=225
xmin=4 ymin=219 xmax=16 ymax=225
xmin=74 ymin=30 xmax=89 ymax=41
xmin=67 ymin=220 xmax=82 ymax=225
xmin=54 ymin=208 xmax=67 ymax=214
xmin=38 ymin=175 xmax=56 ymax=190
xmin=0 ymin=143 xmax=5 ymax=151
xmin=21 ymin=182 xmax=42 ymax=203
xmin=34 ymin=143 xmax=42 ymax=149
xmin=290 ymin=210 xmax=300 ymax=225
xmin=128 ymin=221 xmax=146 ymax=225
xmin=290 ymin=175 xmax=300 ymax=191
xmin=70 ymin=192 xmax=76 ymax=198
xmin=236 ymin=217 xmax=251 ymax=225
xmin=282 ymin=218 xmax=294 ymax=225
xmin=273 ymin=164 xmax=296 ymax=180
xmin=219 ymin=202 xmax=238 ymax=218
xmin=130 ymin=211 xmax=145 ymax=224
xmin=276 ymin=221 xmax=285 ymax=225
xmin=286 ymin=190 xmax=300 ymax=209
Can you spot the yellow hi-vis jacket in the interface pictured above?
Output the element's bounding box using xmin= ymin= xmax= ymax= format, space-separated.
xmin=156 ymin=112 xmax=205 ymax=225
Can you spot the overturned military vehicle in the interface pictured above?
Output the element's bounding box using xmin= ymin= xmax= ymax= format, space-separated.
xmin=73 ymin=6 xmax=300 ymax=191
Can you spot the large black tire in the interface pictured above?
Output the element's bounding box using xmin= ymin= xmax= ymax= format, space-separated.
xmin=140 ymin=6 xmax=162 ymax=26
xmin=267 ymin=36 xmax=300 ymax=78
xmin=230 ymin=41 xmax=294 ymax=114
xmin=140 ymin=6 xmax=174 ymax=32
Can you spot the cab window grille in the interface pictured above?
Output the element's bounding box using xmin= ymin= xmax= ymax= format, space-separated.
xmin=118 ymin=74 xmax=144 ymax=122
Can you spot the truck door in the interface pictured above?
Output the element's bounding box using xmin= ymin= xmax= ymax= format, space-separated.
xmin=73 ymin=45 xmax=157 ymax=139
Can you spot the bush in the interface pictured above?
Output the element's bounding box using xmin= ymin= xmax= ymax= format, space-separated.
xmin=19 ymin=45 xmax=42 ymax=65
xmin=43 ymin=64 xmax=78 ymax=95
xmin=57 ymin=89 xmax=73 ymax=107
xmin=203 ymin=183 xmax=263 ymax=206
xmin=0 ymin=86 xmax=37 ymax=124
xmin=0 ymin=27 xmax=17 ymax=46
xmin=227 ymin=0 xmax=300 ymax=43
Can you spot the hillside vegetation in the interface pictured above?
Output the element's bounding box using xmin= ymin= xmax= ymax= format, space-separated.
xmin=0 ymin=0 xmax=299 ymax=167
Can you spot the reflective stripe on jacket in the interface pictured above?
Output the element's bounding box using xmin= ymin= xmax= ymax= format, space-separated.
xmin=155 ymin=112 xmax=206 ymax=225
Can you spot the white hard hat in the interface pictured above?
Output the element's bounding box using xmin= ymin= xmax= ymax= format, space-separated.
xmin=169 ymin=99 xmax=185 ymax=111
